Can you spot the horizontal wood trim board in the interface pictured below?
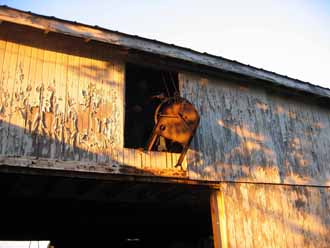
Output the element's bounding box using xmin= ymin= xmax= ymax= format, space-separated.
xmin=0 ymin=156 xmax=188 ymax=179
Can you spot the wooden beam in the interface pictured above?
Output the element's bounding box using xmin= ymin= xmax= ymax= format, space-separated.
xmin=0 ymin=155 xmax=188 ymax=179
xmin=0 ymin=156 xmax=220 ymax=188
xmin=210 ymin=190 xmax=228 ymax=248
xmin=0 ymin=6 xmax=329 ymax=99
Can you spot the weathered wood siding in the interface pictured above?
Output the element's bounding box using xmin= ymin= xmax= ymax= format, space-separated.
xmin=0 ymin=23 xmax=124 ymax=161
xmin=180 ymin=72 xmax=330 ymax=185
xmin=213 ymin=183 xmax=330 ymax=248
xmin=0 ymin=23 xmax=185 ymax=177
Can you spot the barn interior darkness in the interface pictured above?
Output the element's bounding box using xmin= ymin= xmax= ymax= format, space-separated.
xmin=0 ymin=173 xmax=213 ymax=248
xmin=124 ymin=63 xmax=181 ymax=152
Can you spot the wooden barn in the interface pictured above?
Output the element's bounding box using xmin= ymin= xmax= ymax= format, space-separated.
xmin=0 ymin=5 xmax=330 ymax=248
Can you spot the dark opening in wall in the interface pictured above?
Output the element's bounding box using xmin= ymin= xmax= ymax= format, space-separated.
xmin=124 ymin=63 xmax=181 ymax=152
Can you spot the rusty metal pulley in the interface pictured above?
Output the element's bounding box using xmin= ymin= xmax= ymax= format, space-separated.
xmin=146 ymin=96 xmax=200 ymax=169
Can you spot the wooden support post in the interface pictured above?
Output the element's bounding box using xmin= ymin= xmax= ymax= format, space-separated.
xmin=210 ymin=190 xmax=228 ymax=248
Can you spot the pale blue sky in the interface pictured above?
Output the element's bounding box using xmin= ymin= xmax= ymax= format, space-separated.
xmin=2 ymin=0 xmax=330 ymax=88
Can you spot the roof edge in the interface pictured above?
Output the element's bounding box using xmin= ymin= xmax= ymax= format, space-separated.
xmin=0 ymin=5 xmax=329 ymax=99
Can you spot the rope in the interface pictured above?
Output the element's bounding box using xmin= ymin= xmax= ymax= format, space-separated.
xmin=169 ymin=71 xmax=179 ymax=96
xmin=161 ymin=72 xmax=170 ymax=98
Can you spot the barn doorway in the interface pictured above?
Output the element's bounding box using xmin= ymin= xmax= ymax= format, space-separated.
xmin=0 ymin=173 xmax=214 ymax=248
xmin=124 ymin=63 xmax=180 ymax=151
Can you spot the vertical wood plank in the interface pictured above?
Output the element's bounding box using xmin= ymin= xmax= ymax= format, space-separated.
xmin=52 ymin=47 xmax=64 ymax=159
xmin=9 ymin=42 xmax=25 ymax=155
xmin=0 ymin=34 xmax=7 ymax=74
xmin=89 ymin=55 xmax=98 ymax=162
xmin=46 ymin=46 xmax=57 ymax=159
xmin=18 ymin=43 xmax=32 ymax=156
xmin=166 ymin=152 xmax=172 ymax=169
xmin=96 ymin=51 xmax=108 ymax=163
xmin=77 ymin=51 xmax=89 ymax=161
xmin=152 ymin=151 xmax=160 ymax=169
xmin=145 ymin=151 xmax=151 ymax=168
xmin=140 ymin=150 xmax=146 ymax=168
xmin=135 ymin=149 xmax=143 ymax=169
xmin=40 ymin=39 xmax=53 ymax=157
xmin=113 ymin=60 xmax=125 ymax=166
xmin=159 ymin=151 xmax=167 ymax=170
xmin=24 ymin=43 xmax=37 ymax=156
xmin=210 ymin=190 xmax=228 ymax=248
xmin=33 ymin=42 xmax=46 ymax=156
xmin=0 ymin=37 xmax=7 ymax=154
xmin=66 ymin=44 xmax=76 ymax=160
xmin=60 ymin=48 xmax=69 ymax=160
xmin=171 ymin=153 xmax=178 ymax=169
xmin=4 ymin=40 xmax=19 ymax=155
xmin=6 ymin=41 xmax=21 ymax=155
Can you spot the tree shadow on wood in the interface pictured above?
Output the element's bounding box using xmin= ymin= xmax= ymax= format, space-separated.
xmin=187 ymin=111 xmax=330 ymax=186
xmin=220 ymin=182 xmax=330 ymax=247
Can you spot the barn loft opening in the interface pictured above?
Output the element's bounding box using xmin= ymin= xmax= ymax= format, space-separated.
xmin=124 ymin=63 xmax=181 ymax=152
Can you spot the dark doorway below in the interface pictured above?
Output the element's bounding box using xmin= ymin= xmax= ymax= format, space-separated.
xmin=0 ymin=173 xmax=213 ymax=248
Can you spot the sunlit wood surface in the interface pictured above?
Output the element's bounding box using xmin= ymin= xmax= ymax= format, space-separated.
xmin=0 ymin=23 xmax=185 ymax=178
xmin=212 ymin=183 xmax=330 ymax=248
xmin=181 ymin=73 xmax=330 ymax=186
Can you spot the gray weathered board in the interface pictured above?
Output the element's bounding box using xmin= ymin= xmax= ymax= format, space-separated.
xmin=181 ymin=73 xmax=330 ymax=186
